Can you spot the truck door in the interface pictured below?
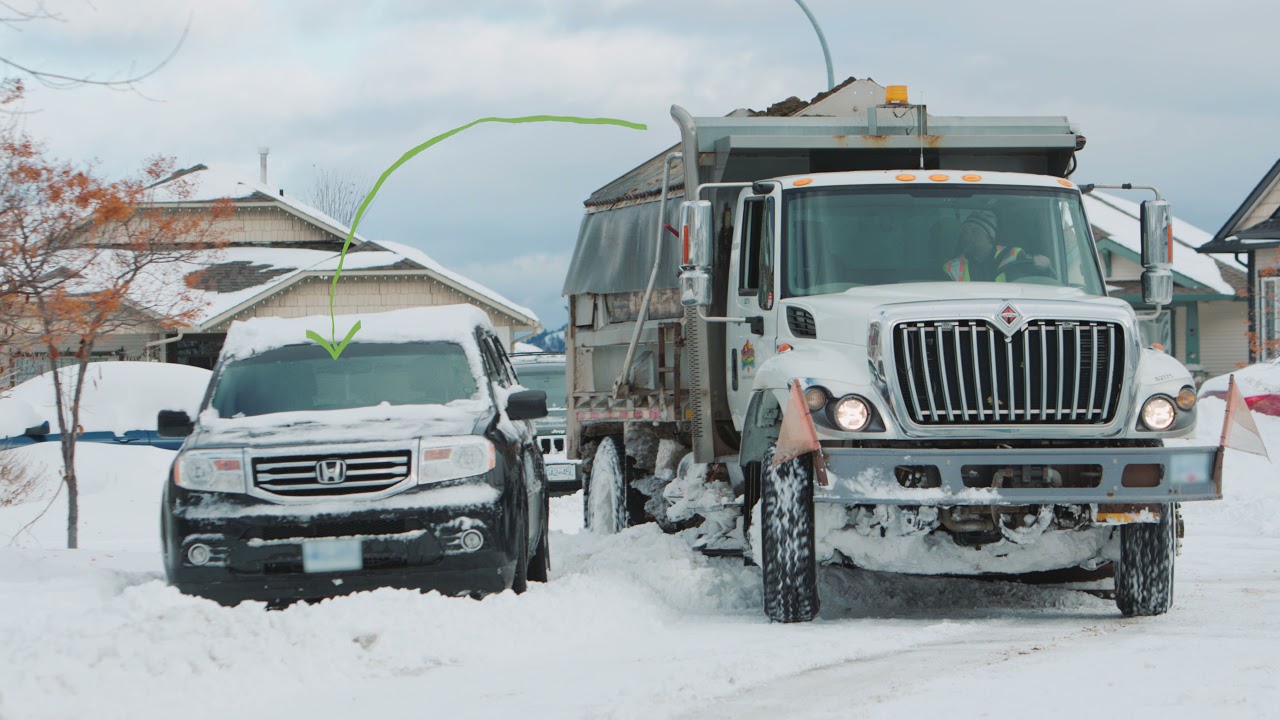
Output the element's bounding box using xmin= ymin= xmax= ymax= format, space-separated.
xmin=725 ymin=192 xmax=779 ymax=429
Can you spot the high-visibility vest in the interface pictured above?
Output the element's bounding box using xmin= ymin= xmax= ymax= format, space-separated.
xmin=945 ymin=245 xmax=1024 ymax=282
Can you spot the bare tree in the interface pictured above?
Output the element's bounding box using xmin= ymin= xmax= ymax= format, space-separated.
xmin=0 ymin=98 xmax=231 ymax=547
xmin=0 ymin=0 xmax=188 ymax=93
xmin=306 ymin=167 xmax=372 ymax=226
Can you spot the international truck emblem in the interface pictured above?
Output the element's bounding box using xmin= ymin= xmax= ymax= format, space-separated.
xmin=996 ymin=303 xmax=1023 ymax=334
xmin=315 ymin=459 xmax=348 ymax=484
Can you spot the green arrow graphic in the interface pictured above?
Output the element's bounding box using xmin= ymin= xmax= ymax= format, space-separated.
xmin=306 ymin=114 xmax=647 ymax=359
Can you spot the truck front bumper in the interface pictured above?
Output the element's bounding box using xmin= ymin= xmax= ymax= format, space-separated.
xmin=815 ymin=445 xmax=1222 ymax=506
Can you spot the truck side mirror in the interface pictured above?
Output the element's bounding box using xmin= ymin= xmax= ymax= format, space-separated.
xmin=680 ymin=200 xmax=713 ymax=268
xmin=157 ymin=410 xmax=194 ymax=438
xmin=1140 ymin=200 xmax=1173 ymax=306
xmin=678 ymin=200 xmax=714 ymax=308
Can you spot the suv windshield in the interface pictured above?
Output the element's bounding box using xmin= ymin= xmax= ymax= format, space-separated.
xmin=782 ymin=186 xmax=1104 ymax=298
xmin=209 ymin=342 xmax=479 ymax=418
xmin=515 ymin=364 xmax=566 ymax=409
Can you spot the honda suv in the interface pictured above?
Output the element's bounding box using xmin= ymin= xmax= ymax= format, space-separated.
xmin=158 ymin=305 xmax=550 ymax=605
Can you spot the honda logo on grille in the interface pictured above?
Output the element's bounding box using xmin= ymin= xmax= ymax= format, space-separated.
xmin=315 ymin=459 xmax=347 ymax=484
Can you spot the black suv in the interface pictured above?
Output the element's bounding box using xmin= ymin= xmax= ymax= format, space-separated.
xmin=158 ymin=306 xmax=550 ymax=605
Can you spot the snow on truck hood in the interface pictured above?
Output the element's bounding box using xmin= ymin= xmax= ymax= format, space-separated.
xmin=788 ymin=283 xmax=1131 ymax=346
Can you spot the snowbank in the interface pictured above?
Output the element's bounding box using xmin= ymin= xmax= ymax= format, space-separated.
xmin=0 ymin=362 xmax=211 ymax=437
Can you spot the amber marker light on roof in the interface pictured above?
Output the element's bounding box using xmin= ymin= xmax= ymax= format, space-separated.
xmin=793 ymin=178 xmax=813 ymax=186
xmin=885 ymin=85 xmax=909 ymax=104
xmin=962 ymin=174 xmax=982 ymax=182
xmin=1058 ymin=179 xmax=1074 ymax=187
xmin=929 ymin=174 xmax=950 ymax=182
xmin=895 ymin=174 xmax=917 ymax=181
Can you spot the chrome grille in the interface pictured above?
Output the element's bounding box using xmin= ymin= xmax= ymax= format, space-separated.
xmin=251 ymin=450 xmax=412 ymax=497
xmin=893 ymin=320 xmax=1124 ymax=425
xmin=539 ymin=436 xmax=566 ymax=454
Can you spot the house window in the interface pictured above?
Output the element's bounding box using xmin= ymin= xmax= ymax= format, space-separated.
xmin=1261 ymin=276 xmax=1280 ymax=361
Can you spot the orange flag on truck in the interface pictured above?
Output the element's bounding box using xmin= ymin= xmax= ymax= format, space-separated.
xmin=774 ymin=381 xmax=828 ymax=486
xmin=1222 ymin=375 xmax=1271 ymax=461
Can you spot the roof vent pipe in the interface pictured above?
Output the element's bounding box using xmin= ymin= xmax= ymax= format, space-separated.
xmin=258 ymin=146 xmax=269 ymax=184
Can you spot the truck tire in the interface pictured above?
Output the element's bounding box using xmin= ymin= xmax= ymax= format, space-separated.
xmin=1114 ymin=508 xmax=1176 ymax=617
xmin=760 ymin=443 xmax=819 ymax=623
xmin=584 ymin=436 xmax=631 ymax=534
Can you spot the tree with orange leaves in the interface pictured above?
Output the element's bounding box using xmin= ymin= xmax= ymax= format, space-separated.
xmin=0 ymin=84 xmax=230 ymax=547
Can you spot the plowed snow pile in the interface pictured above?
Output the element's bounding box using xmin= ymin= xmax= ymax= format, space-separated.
xmin=0 ymin=398 xmax=1276 ymax=719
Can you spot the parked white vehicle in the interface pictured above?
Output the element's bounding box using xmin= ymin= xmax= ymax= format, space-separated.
xmin=563 ymin=82 xmax=1222 ymax=622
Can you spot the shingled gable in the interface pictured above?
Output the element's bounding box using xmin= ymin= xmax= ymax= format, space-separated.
xmin=145 ymin=164 xmax=538 ymax=332
xmin=1199 ymin=157 xmax=1280 ymax=253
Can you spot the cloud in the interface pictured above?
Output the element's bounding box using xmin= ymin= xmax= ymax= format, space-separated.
xmin=5 ymin=0 xmax=1280 ymax=332
xmin=456 ymin=252 xmax=573 ymax=328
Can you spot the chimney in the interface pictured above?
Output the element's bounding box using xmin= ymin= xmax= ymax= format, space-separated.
xmin=258 ymin=147 xmax=269 ymax=184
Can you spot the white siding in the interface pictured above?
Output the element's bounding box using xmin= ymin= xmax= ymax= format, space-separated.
xmin=1106 ymin=253 xmax=1143 ymax=282
xmin=209 ymin=275 xmax=526 ymax=349
xmin=1198 ymin=300 xmax=1250 ymax=377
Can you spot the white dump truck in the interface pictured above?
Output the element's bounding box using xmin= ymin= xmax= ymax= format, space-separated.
xmin=562 ymin=81 xmax=1222 ymax=622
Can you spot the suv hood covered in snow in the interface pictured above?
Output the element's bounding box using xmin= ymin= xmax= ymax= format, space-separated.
xmin=187 ymin=400 xmax=493 ymax=450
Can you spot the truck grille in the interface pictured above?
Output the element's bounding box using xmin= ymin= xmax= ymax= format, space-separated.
xmin=251 ymin=450 xmax=413 ymax=498
xmin=893 ymin=320 xmax=1125 ymax=425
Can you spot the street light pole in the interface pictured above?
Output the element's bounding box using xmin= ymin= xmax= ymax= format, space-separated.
xmin=793 ymin=0 xmax=834 ymax=91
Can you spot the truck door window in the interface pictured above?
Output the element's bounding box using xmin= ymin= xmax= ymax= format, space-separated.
xmin=739 ymin=198 xmax=764 ymax=295
xmin=758 ymin=198 xmax=775 ymax=310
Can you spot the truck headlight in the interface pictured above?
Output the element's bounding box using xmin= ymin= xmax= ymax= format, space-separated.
xmin=421 ymin=437 xmax=496 ymax=483
xmin=1141 ymin=396 xmax=1177 ymax=431
xmin=832 ymin=396 xmax=871 ymax=432
xmin=175 ymin=450 xmax=246 ymax=492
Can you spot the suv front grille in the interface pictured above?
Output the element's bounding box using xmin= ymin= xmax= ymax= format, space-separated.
xmin=251 ymin=449 xmax=413 ymax=498
xmin=893 ymin=319 xmax=1125 ymax=425
xmin=539 ymin=436 xmax=566 ymax=454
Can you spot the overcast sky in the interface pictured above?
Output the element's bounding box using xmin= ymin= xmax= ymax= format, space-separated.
xmin=7 ymin=0 xmax=1279 ymax=328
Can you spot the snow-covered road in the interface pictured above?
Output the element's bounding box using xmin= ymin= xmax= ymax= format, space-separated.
xmin=1 ymin=400 xmax=1276 ymax=720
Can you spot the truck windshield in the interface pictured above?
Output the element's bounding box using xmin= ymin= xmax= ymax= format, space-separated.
xmin=208 ymin=342 xmax=479 ymax=418
xmin=515 ymin=364 xmax=566 ymax=410
xmin=781 ymin=186 xmax=1104 ymax=298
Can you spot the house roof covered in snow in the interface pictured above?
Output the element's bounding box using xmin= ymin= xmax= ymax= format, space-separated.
xmin=142 ymin=164 xmax=538 ymax=329
xmin=1084 ymin=191 xmax=1247 ymax=297
xmin=1199 ymin=157 xmax=1280 ymax=253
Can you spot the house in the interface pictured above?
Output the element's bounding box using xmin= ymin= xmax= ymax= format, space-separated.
xmin=1 ymin=162 xmax=539 ymax=384
xmin=1083 ymin=191 xmax=1249 ymax=379
xmin=1196 ymin=158 xmax=1280 ymax=362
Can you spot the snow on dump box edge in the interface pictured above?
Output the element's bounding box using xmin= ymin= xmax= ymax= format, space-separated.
xmin=220 ymin=305 xmax=495 ymax=361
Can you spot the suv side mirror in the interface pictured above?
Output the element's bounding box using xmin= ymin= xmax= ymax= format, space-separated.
xmin=1140 ymin=199 xmax=1173 ymax=306
xmin=506 ymin=390 xmax=548 ymax=421
xmin=157 ymin=410 xmax=194 ymax=438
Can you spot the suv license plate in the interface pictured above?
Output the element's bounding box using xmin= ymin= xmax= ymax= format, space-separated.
xmin=302 ymin=539 xmax=363 ymax=573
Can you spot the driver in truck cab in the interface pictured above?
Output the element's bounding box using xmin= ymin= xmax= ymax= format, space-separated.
xmin=944 ymin=210 xmax=1050 ymax=282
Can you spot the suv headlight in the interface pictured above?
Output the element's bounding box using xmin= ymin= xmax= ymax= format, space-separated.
xmin=175 ymin=450 xmax=247 ymax=492
xmin=420 ymin=437 xmax=496 ymax=483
